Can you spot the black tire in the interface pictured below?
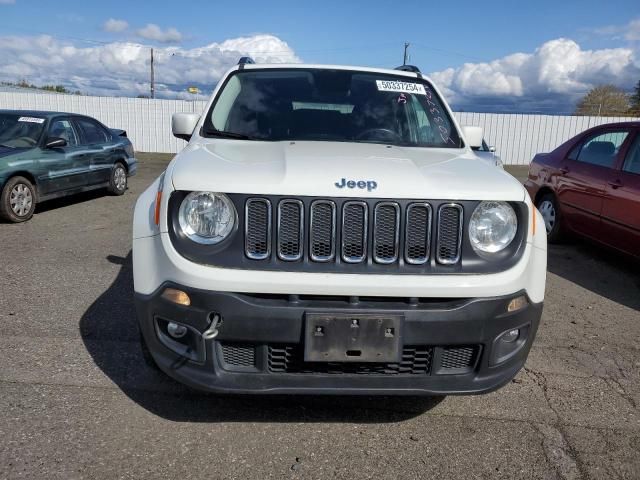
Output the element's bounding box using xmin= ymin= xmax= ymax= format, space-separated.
xmin=108 ymin=162 xmax=128 ymax=195
xmin=536 ymin=193 xmax=565 ymax=243
xmin=0 ymin=176 xmax=37 ymax=223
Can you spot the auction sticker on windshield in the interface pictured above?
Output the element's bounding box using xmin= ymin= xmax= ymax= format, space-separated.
xmin=376 ymin=80 xmax=426 ymax=95
xmin=18 ymin=117 xmax=45 ymax=124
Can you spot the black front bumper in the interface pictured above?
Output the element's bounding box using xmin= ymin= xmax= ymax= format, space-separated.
xmin=135 ymin=284 xmax=542 ymax=395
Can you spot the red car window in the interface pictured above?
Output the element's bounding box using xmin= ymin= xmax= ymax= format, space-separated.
xmin=572 ymin=130 xmax=629 ymax=168
xmin=623 ymin=135 xmax=640 ymax=175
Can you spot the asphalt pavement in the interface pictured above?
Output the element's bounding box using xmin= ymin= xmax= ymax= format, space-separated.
xmin=1 ymin=155 xmax=639 ymax=479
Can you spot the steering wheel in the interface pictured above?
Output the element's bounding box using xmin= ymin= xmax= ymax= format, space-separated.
xmin=355 ymin=128 xmax=403 ymax=142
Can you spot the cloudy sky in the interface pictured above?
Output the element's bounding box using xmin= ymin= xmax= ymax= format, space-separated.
xmin=0 ymin=0 xmax=639 ymax=113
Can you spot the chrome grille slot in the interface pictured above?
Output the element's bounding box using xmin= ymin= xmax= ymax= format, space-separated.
xmin=245 ymin=198 xmax=271 ymax=260
xmin=437 ymin=204 xmax=463 ymax=264
xmin=310 ymin=200 xmax=336 ymax=262
xmin=341 ymin=201 xmax=368 ymax=263
xmin=405 ymin=203 xmax=432 ymax=264
xmin=373 ymin=202 xmax=400 ymax=264
xmin=277 ymin=199 xmax=304 ymax=261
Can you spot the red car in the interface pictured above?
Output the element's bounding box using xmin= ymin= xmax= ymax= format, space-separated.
xmin=525 ymin=121 xmax=640 ymax=258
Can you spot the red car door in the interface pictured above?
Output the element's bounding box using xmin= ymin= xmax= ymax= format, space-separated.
xmin=601 ymin=129 xmax=640 ymax=257
xmin=555 ymin=128 xmax=631 ymax=239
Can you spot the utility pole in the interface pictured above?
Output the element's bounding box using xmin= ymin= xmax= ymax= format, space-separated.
xmin=403 ymin=42 xmax=410 ymax=66
xmin=150 ymin=47 xmax=155 ymax=99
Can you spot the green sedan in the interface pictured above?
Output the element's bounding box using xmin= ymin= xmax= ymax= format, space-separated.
xmin=0 ymin=110 xmax=137 ymax=222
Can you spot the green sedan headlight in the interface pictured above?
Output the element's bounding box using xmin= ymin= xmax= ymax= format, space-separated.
xmin=178 ymin=192 xmax=236 ymax=244
xmin=468 ymin=201 xmax=517 ymax=254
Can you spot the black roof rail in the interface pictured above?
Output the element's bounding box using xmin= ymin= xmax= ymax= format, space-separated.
xmin=238 ymin=57 xmax=256 ymax=65
xmin=394 ymin=65 xmax=421 ymax=73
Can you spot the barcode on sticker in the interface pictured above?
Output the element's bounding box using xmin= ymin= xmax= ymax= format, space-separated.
xmin=376 ymin=80 xmax=426 ymax=95
xmin=18 ymin=117 xmax=45 ymax=124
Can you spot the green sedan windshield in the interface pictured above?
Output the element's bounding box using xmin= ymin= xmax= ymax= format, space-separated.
xmin=0 ymin=114 xmax=46 ymax=148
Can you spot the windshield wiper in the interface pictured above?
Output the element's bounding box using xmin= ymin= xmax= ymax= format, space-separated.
xmin=204 ymin=129 xmax=257 ymax=140
xmin=0 ymin=143 xmax=16 ymax=148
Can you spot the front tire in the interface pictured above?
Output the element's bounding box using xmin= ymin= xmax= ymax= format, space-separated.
xmin=536 ymin=193 xmax=564 ymax=243
xmin=0 ymin=176 xmax=37 ymax=223
xmin=108 ymin=163 xmax=127 ymax=195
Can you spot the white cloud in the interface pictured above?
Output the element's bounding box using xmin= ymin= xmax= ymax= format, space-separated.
xmin=0 ymin=28 xmax=636 ymax=113
xmin=0 ymin=34 xmax=300 ymax=98
xmin=594 ymin=17 xmax=640 ymax=42
xmin=103 ymin=18 xmax=129 ymax=33
xmin=136 ymin=24 xmax=182 ymax=43
xmin=429 ymin=38 xmax=640 ymax=112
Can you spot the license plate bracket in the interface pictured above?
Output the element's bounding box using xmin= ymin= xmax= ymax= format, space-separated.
xmin=304 ymin=313 xmax=403 ymax=363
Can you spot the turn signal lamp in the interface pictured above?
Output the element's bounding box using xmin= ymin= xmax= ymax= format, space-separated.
xmin=154 ymin=173 xmax=165 ymax=226
xmin=161 ymin=288 xmax=191 ymax=306
xmin=507 ymin=295 xmax=528 ymax=313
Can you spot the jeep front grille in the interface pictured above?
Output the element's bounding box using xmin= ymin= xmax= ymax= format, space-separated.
xmin=244 ymin=197 xmax=464 ymax=267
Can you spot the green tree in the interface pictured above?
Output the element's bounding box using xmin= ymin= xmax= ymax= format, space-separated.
xmin=42 ymin=85 xmax=70 ymax=94
xmin=629 ymin=80 xmax=640 ymax=115
xmin=575 ymin=85 xmax=630 ymax=116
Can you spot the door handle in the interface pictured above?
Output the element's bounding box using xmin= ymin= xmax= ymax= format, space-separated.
xmin=608 ymin=179 xmax=623 ymax=189
xmin=559 ymin=166 xmax=570 ymax=174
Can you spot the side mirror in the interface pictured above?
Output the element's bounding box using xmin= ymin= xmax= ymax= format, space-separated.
xmin=172 ymin=113 xmax=200 ymax=141
xmin=45 ymin=137 xmax=67 ymax=148
xmin=461 ymin=126 xmax=483 ymax=149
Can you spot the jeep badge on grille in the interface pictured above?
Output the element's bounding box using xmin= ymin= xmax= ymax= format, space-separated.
xmin=335 ymin=178 xmax=378 ymax=192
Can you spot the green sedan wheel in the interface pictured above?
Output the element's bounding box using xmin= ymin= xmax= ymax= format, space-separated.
xmin=108 ymin=163 xmax=127 ymax=196
xmin=0 ymin=176 xmax=37 ymax=223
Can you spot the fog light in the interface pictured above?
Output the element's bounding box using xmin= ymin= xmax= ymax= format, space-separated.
xmin=167 ymin=322 xmax=188 ymax=339
xmin=500 ymin=329 xmax=520 ymax=343
xmin=161 ymin=288 xmax=191 ymax=306
xmin=507 ymin=295 xmax=528 ymax=313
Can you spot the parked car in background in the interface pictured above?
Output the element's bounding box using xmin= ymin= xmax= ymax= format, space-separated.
xmin=473 ymin=139 xmax=504 ymax=168
xmin=525 ymin=121 xmax=640 ymax=258
xmin=0 ymin=110 xmax=137 ymax=222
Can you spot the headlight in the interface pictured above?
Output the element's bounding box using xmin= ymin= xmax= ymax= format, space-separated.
xmin=178 ymin=192 xmax=236 ymax=244
xmin=469 ymin=201 xmax=517 ymax=254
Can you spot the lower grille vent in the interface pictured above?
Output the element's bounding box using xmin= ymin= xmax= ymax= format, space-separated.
xmin=436 ymin=345 xmax=479 ymax=374
xmin=268 ymin=345 xmax=433 ymax=375
xmin=221 ymin=343 xmax=256 ymax=367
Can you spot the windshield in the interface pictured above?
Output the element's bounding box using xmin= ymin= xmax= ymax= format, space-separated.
xmin=203 ymin=69 xmax=462 ymax=148
xmin=0 ymin=114 xmax=46 ymax=148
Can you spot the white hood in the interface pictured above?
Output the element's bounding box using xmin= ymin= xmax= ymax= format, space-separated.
xmin=170 ymin=140 xmax=525 ymax=201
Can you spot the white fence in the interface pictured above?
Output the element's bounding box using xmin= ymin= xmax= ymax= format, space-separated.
xmin=2 ymin=91 xmax=638 ymax=164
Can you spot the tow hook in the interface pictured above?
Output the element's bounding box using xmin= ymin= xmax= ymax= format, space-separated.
xmin=202 ymin=313 xmax=222 ymax=340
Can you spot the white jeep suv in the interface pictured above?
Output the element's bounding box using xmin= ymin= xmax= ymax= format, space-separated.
xmin=133 ymin=60 xmax=547 ymax=395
